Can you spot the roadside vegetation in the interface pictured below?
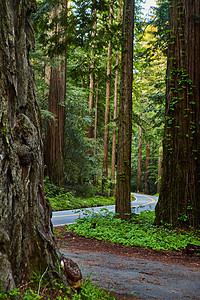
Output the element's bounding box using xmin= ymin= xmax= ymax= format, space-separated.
xmin=44 ymin=177 xmax=116 ymax=211
xmin=0 ymin=277 xmax=115 ymax=300
xmin=66 ymin=211 xmax=200 ymax=252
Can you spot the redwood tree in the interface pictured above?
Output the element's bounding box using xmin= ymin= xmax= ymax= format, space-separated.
xmin=157 ymin=141 xmax=162 ymax=194
xmin=137 ymin=124 xmax=142 ymax=192
xmin=0 ymin=0 xmax=81 ymax=290
xmin=144 ymin=142 xmax=150 ymax=195
xmin=102 ymin=3 xmax=114 ymax=193
xmin=155 ymin=0 xmax=200 ymax=227
xmin=115 ymin=0 xmax=135 ymax=220
xmin=87 ymin=3 xmax=97 ymax=139
xmin=45 ymin=4 xmax=67 ymax=187
xmin=46 ymin=60 xmax=66 ymax=186
xmin=110 ymin=0 xmax=122 ymax=196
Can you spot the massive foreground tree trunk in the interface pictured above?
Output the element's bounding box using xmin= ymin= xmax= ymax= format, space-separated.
xmin=0 ymin=0 xmax=81 ymax=290
xmin=115 ymin=0 xmax=135 ymax=220
xmin=155 ymin=0 xmax=200 ymax=227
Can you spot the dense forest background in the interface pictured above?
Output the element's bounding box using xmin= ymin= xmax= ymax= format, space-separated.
xmin=0 ymin=0 xmax=199 ymax=294
xmin=31 ymin=0 xmax=167 ymax=197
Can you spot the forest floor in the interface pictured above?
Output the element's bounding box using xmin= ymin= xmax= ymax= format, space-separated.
xmin=55 ymin=228 xmax=200 ymax=300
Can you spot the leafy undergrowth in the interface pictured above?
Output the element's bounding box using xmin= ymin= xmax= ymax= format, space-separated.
xmin=44 ymin=177 xmax=115 ymax=211
xmin=0 ymin=277 xmax=115 ymax=300
xmin=66 ymin=210 xmax=200 ymax=251
xmin=44 ymin=177 xmax=135 ymax=211
xmin=49 ymin=194 xmax=116 ymax=212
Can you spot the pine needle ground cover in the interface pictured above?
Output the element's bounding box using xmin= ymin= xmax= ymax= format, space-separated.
xmin=66 ymin=211 xmax=200 ymax=251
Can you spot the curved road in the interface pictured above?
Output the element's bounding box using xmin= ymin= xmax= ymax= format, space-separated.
xmin=52 ymin=193 xmax=158 ymax=227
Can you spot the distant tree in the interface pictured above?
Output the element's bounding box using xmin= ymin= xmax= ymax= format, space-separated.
xmin=45 ymin=3 xmax=67 ymax=187
xmin=116 ymin=0 xmax=135 ymax=220
xmin=110 ymin=0 xmax=122 ymax=196
xmin=157 ymin=142 xmax=162 ymax=194
xmin=0 ymin=0 xmax=81 ymax=290
xmin=137 ymin=123 xmax=142 ymax=192
xmin=87 ymin=2 xmax=97 ymax=138
xmin=155 ymin=0 xmax=200 ymax=227
xmin=144 ymin=141 xmax=150 ymax=194
xmin=102 ymin=2 xmax=114 ymax=193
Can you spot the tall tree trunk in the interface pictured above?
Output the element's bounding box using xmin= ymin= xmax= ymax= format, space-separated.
xmin=116 ymin=0 xmax=135 ymax=220
xmin=94 ymin=79 xmax=99 ymax=155
xmin=110 ymin=0 xmax=122 ymax=197
xmin=102 ymin=3 xmax=113 ymax=193
xmin=87 ymin=4 xmax=97 ymax=138
xmin=144 ymin=142 xmax=150 ymax=195
xmin=93 ymin=79 xmax=99 ymax=186
xmin=102 ymin=3 xmax=114 ymax=193
xmin=0 ymin=0 xmax=81 ymax=290
xmin=137 ymin=124 xmax=142 ymax=192
xmin=45 ymin=5 xmax=67 ymax=187
xmin=157 ymin=141 xmax=163 ymax=194
xmin=155 ymin=0 xmax=200 ymax=227
xmin=46 ymin=60 xmax=66 ymax=186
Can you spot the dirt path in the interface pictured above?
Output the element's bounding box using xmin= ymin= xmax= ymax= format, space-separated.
xmin=55 ymin=229 xmax=200 ymax=299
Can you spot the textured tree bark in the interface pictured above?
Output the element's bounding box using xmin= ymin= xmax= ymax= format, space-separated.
xmin=102 ymin=4 xmax=114 ymax=194
xmin=46 ymin=61 xmax=66 ymax=187
xmin=155 ymin=0 xmax=200 ymax=227
xmin=0 ymin=0 xmax=81 ymax=291
xmin=137 ymin=124 xmax=142 ymax=192
xmin=116 ymin=0 xmax=135 ymax=220
xmin=110 ymin=0 xmax=122 ymax=197
xmin=45 ymin=4 xmax=67 ymax=187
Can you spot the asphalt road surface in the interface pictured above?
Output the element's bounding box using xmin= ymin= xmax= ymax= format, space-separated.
xmin=52 ymin=193 xmax=158 ymax=227
xmin=61 ymin=249 xmax=200 ymax=300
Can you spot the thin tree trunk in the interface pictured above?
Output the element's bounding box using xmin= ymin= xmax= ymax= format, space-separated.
xmin=137 ymin=124 xmax=142 ymax=192
xmin=0 ymin=0 xmax=81 ymax=290
xmin=155 ymin=0 xmax=200 ymax=227
xmin=102 ymin=3 xmax=114 ymax=193
xmin=144 ymin=142 xmax=150 ymax=195
xmin=87 ymin=5 xmax=97 ymax=138
xmin=93 ymin=80 xmax=99 ymax=186
xmin=110 ymin=0 xmax=122 ymax=197
xmin=157 ymin=141 xmax=163 ymax=194
xmin=116 ymin=0 xmax=135 ymax=220
xmin=94 ymin=79 xmax=99 ymax=155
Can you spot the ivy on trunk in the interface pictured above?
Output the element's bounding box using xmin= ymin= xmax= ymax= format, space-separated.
xmin=155 ymin=0 xmax=200 ymax=228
